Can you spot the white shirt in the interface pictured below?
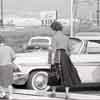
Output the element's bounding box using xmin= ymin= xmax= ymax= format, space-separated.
xmin=0 ymin=43 xmax=15 ymax=65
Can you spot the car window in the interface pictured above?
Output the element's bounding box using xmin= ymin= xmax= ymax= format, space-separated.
xmin=31 ymin=39 xmax=49 ymax=45
xmin=28 ymin=38 xmax=51 ymax=49
xmin=87 ymin=40 xmax=100 ymax=54
xmin=69 ymin=38 xmax=86 ymax=54
xmin=23 ymin=44 xmax=49 ymax=53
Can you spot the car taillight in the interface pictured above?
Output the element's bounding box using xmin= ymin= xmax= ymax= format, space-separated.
xmin=13 ymin=65 xmax=21 ymax=72
xmin=14 ymin=68 xmax=21 ymax=72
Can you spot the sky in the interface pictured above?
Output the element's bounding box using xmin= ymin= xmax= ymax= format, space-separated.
xmin=0 ymin=0 xmax=97 ymax=19
xmin=1 ymin=0 xmax=70 ymax=18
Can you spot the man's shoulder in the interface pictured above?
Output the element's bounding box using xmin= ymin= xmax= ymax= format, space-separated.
xmin=4 ymin=45 xmax=13 ymax=51
xmin=4 ymin=45 xmax=11 ymax=48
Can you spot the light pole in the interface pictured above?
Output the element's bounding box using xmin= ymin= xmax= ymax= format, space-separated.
xmin=70 ymin=0 xmax=74 ymax=37
xmin=0 ymin=0 xmax=3 ymax=26
xmin=97 ymin=0 xmax=100 ymax=26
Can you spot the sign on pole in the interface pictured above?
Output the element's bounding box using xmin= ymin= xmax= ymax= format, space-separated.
xmin=40 ymin=10 xmax=57 ymax=26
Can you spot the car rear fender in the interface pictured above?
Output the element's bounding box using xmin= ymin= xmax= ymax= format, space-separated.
xmin=29 ymin=69 xmax=49 ymax=75
xmin=18 ymin=64 xmax=51 ymax=74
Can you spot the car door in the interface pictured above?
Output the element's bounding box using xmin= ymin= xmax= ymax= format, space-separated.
xmin=69 ymin=37 xmax=87 ymax=54
xmin=71 ymin=39 xmax=100 ymax=83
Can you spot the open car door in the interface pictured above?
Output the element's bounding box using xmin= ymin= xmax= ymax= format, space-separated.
xmin=70 ymin=37 xmax=100 ymax=83
xmin=69 ymin=37 xmax=88 ymax=54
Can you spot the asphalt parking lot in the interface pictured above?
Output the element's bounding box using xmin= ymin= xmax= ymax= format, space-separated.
xmin=11 ymin=84 xmax=100 ymax=100
xmin=4 ymin=88 xmax=100 ymax=100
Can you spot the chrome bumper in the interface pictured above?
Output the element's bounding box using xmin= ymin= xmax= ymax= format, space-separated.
xmin=13 ymin=72 xmax=28 ymax=85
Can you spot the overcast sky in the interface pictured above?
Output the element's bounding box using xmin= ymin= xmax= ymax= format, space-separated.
xmin=0 ymin=0 xmax=97 ymax=19
xmin=2 ymin=0 xmax=69 ymax=18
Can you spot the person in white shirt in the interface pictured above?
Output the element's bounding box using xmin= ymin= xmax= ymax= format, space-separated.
xmin=0 ymin=35 xmax=16 ymax=99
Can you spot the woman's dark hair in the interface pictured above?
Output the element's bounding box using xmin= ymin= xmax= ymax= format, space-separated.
xmin=50 ymin=21 xmax=63 ymax=31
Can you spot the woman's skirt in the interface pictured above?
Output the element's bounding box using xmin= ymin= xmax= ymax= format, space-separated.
xmin=54 ymin=49 xmax=81 ymax=87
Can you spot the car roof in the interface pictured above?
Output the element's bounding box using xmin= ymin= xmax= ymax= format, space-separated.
xmin=30 ymin=36 xmax=51 ymax=40
xmin=74 ymin=36 xmax=100 ymax=40
xmin=28 ymin=36 xmax=52 ymax=45
xmin=75 ymin=32 xmax=100 ymax=40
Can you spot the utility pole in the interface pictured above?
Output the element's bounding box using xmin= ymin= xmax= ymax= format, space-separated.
xmin=0 ymin=0 xmax=3 ymax=27
xmin=70 ymin=0 xmax=74 ymax=37
xmin=97 ymin=0 xmax=100 ymax=26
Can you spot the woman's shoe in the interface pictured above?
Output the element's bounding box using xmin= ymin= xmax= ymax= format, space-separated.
xmin=0 ymin=94 xmax=9 ymax=99
xmin=49 ymin=86 xmax=56 ymax=98
xmin=48 ymin=93 xmax=56 ymax=98
xmin=65 ymin=87 xmax=70 ymax=99
xmin=65 ymin=94 xmax=69 ymax=99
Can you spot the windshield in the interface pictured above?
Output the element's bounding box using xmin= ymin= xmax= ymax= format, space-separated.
xmin=23 ymin=38 xmax=50 ymax=53
xmin=87 ymin=41 xmax=100 ymax=54
xmin=30 ymin=38 xmax=49 ymax=45
xmin=24 ymin=45 xmax=49 ymax=53
xmin=69 ymin=38 xmax=85 ymax=54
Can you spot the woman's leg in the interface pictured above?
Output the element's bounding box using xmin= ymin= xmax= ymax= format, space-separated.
xmin=52 ymin=86 xmax=56 ymax=93
xmin=8 ymin=85 xmax=13 ymax=100
xmin=65 ymin=87 xmax=70 ymax=98
xmin=0 ymin=86 xmax=6 ymax=98
xmin=49 ymin=86 xmax=56 ymax=97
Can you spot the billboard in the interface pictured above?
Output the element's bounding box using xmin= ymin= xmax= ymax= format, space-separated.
xmin=40 ymin=11 xmax=57 ymax=25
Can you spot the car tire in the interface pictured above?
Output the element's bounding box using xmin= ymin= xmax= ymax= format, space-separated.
xmin=27 ymin=71 xmax=50 ymax=91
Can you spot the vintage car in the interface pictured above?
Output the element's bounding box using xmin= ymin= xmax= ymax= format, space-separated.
xmin=13 ymin=36 xmax=52 ymax=91
xmin=13 ymin=35 xmax=100 ymax=91
xmin=73 ymin=35 xmax=100 ymax=84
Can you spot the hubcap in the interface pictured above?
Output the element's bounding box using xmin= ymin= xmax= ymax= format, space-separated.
xmin=32 ymin=72 xmax=48 ymax=90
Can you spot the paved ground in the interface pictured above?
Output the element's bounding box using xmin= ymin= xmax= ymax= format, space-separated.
xmin=7 ymin=92 xmax=100 ymax=100
xmin=3 ymin=89 xmax=100 ymax=100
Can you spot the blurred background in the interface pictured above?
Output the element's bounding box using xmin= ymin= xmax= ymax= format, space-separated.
xmin=0 ymin=0 xmax=100 ymax=52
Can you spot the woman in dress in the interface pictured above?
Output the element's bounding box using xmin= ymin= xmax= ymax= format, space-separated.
xmin=50 ymin=21 xmax=81 ymax=98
